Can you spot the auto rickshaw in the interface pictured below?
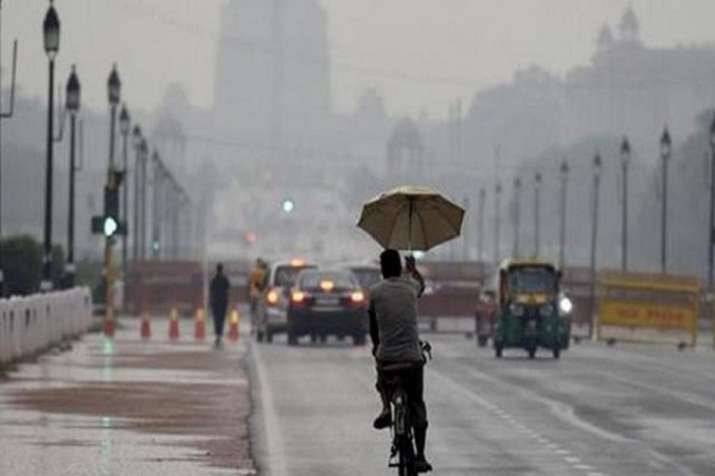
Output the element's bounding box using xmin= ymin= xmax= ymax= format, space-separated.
xmin=493 ymin=260 xmax=570 ymax=359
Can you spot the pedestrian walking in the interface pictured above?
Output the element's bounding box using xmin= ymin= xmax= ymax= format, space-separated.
xmin=249 ymin=258 xmax=267 ymax=328
xmin=210 ymin=263 xmax=231 ymax=348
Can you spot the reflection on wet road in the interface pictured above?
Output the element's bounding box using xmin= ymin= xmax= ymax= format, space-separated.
xmin=0 ymin=319 xmax=255 ymax=476
xmin=251 ymin=329 xmax=715 ymax=476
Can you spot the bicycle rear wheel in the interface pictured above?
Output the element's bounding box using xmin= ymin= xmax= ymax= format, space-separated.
xmin=398 ymin=435 xmax=417 ymax=476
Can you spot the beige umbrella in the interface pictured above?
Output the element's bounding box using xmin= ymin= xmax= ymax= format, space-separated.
xmin=357 ymin=185 xmax=465 ymax=251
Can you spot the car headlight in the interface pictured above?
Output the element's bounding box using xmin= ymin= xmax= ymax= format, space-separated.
xmin=539 ymin=303 xmax=555 ymax=318
xmin=559 ymin=296 xmax=573 ymax=316
xmin=509 ymin=302 xmax=525 ymax=317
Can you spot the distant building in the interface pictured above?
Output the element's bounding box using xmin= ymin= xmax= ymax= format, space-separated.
xmin=213 ymin=0 xmax=332 ymax=145
xmin=386 ymin=118 xmax=425 ymax=183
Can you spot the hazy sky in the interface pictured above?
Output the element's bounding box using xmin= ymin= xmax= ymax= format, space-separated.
xmin=4 ymin=0 xmax=715 ymax=119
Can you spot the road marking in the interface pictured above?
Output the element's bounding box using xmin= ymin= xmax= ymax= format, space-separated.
xmin=429 ymin=368 xmax=612 ymax=476
xmin=251 ymin=343 xmax=288 ymax=476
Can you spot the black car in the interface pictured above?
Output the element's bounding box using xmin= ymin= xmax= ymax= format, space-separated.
xmin=286 ymin=269 xmax=368 ymax=346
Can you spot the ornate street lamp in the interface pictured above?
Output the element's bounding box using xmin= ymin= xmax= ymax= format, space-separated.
xmin=708 ymin=116 xmax=715 ymax=295
xmin=103 ymin=64 xmax=121 ymax=334
xmin=477 ymin=187 xmax=486 ymax=264
xmin=513 ymin=177 xmax=522 ymax=258
xmin=119 ymin=104 xmax=130 ymax=285
xmin=620 ymin=137 xmax=631 ymax=272
xmin=534 ymin=171 xmax=542 ymax=258
xmin=559 ymin=160 xmax=570 ymax=269
xmin=107 ymin=65 xmax=121 ymax=169
xmin=131 ymin=125 xmax=143 ymax=263
xmin=139 ymin=137 xmax=148 ymax=260
xmin=64 ymin=65 xmax=80 ymax=288
xmin=589 ymin=153 xmax=602 ymax=339
xmin=41 ymin=0 xmax=60 ymax=291
xmin=708 ymin=115 xmax=715 ymax=327
xmin=659 ymin=127 xmax=672 ymax=274
xmin=494 ymin=181 xmax=502 ymax=264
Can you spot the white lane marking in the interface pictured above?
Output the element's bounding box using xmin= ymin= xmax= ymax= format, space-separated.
xmin=429 ymin=369 xmax=613 ymax=475
xmin=251 ymin=343 xmax=288 ymax=476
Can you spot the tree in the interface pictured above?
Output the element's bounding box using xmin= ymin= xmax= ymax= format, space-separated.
xmin=2 ymin=235 xmax=41 ymax=296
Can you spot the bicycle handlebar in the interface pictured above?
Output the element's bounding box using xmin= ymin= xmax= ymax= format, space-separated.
xmin=420 ymin=341 xmax=432 ymax=361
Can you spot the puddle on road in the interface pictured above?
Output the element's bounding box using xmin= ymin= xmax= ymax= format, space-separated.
xmin=0 ymin=330 xmax=255 ymax=475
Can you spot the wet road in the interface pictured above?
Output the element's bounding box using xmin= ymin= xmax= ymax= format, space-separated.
xmin=251 ymin=332 xmax=715 ymax=476
xmin=0 ymin=319 xmax=255 ymax=476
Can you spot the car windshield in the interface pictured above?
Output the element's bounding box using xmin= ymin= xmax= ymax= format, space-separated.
xmin=350 ymin=268 xmax=381 ymax=289
xmin=299 ymin=271 xmax=356 ymax=291
xmin=508 ymin=267 xmax=557 ymax=294
xmin=274 ymin=265 xmax=315 ymax=288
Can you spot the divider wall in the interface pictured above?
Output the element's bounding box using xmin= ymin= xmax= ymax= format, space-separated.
xmin=0 ymin=288 xmax=93 ymax=365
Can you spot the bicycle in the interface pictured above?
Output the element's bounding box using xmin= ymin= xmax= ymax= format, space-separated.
xmin=384 ymin=342 xmax=432 ymax=476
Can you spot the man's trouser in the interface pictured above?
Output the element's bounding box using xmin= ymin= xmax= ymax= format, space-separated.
xmin=212 ymin=304 xmax=228 ymax=336
xmin=376 ymin=360 xmax=428 ymax=430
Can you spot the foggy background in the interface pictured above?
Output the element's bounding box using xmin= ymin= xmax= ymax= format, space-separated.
xmin=3 ymin=0 xmax=715 ymax=275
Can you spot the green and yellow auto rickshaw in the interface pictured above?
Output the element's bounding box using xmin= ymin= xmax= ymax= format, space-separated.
xmin=493 ymin=260 xmax=571 ymax=359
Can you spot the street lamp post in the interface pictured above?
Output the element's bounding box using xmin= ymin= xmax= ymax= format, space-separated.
xmin=107 ymin=65 xmax=120 ymax=169
xmin=589 ymin=153 xmax=602 ymax=340
xmin=660 ymin=128 xmax=671 ymax=274
xmin=477 ymin=187 xmax=485 ymax=264
xmin=139 ymin=138 xmax=148 ymax=260
xmin=620 ymin=137 xmax=631 ymax=272
xmin=513 ymin=177 xmax=521 ymax=258
xmin=64 ymin=65 xmax=80 ymax=288
xmin=104 ymin=64 xmax=121 ymax=335
xmin=131 ymin=125 xmax=142 ymax=263
xmin=119 ymin=104 xmax=130 ymax=285
xmin=41 ymin=1 xmax=60 ymax=292
xmin=151 ymin=151 xmax=162 ymax=260
xmin=493 ymin=182 xmax=502 ymax=265
xmin=462 ymin=196 xmax=470 ymax=260
xmin=0 ymin=0 xmax=18 ymax=297
xmin=559 ymin=160 xmax=569 ymax=270
xmin=708 ymin=115 xmax=715 ymax=331
xmin=534 ymin=172 xmax=542 ymax=258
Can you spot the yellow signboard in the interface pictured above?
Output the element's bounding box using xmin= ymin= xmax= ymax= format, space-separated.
xmin=597 ymin=271 xmax=700 ymax=346
xmin=599 ymin=301 xmax=696 ymax=330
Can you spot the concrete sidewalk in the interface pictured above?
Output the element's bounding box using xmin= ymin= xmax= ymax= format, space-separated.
xmin=0 ymin=317 xmax=255 ymax=476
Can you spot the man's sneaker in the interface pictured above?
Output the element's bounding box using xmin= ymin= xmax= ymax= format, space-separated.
xmin=372 ymin=410 xmax=391 ymax=430
xmin=414 ymin=455 xmax=433 ymax=473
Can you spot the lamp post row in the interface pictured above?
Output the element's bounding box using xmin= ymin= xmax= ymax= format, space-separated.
xmin=487 ymin=127 xmax=677 ymax=274
xmin=37 ymin=0 xmax=188 ymax=295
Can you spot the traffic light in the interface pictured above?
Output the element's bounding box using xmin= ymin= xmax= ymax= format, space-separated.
xmin=103 ymin=185 xmax=120 ymax=237
xmin=103 ymin=216 xmax=119 ymax=237
xmin=282 ymin=199 xmax=295 ymax=214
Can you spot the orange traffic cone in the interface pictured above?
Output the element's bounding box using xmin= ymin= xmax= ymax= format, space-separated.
xmin=104 ymin=307 xmax=115 ymax=337
xmin=140 ymin=312 xmax=151 ymax=339
xmin=103 ymin=317 xmax=115 ymax=337
xmin=194 ymin=308 xmax=206 ymax=341
xmin=228 ymin=309 xmax=240 ymax=341
xmin=169 ymin=308 xmax=180 ymax=340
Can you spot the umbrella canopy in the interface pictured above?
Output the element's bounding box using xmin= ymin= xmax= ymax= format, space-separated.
xmin=357 ymin=185 xmax=465 ymax=251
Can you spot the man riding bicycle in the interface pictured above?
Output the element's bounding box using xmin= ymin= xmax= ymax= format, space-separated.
xmin=368 ymin=249 xmax=432 ymax=473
